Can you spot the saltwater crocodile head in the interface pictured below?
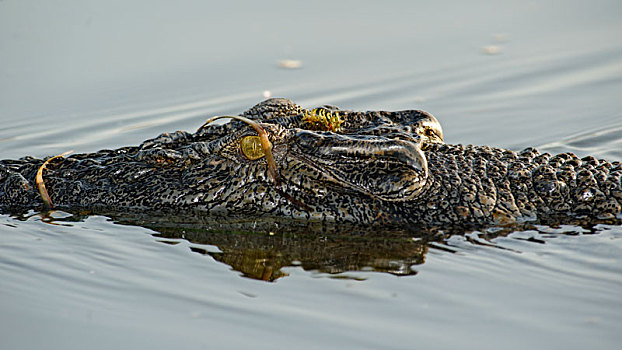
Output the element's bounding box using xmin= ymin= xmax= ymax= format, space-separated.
xmin=187 ymin=125 xmax=428 ymax=220
xmin=168 ymin=99 xmax=444 ymax=222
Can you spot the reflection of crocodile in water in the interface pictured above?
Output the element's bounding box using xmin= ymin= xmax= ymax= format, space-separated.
xmin=148 ymin=222 xmax=602 ymax=282
xmin=39 ymin=213 xmax=594 ymax=282
xmin=1 ymin=98 xmax=621 ymax=228
xmin=155 ymin=222 xmax=429 ymax=282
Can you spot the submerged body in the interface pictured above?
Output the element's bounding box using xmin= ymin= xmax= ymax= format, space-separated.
xmin=1 ymin=99 xmax=620 ymax=228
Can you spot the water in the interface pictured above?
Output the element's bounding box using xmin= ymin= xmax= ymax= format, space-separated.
xmin=1 ymin=1 xmax=622 ymax=349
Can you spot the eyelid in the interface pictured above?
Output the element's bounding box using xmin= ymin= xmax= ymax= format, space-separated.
xmin=240 ymin=135 xmax=265 ymax=160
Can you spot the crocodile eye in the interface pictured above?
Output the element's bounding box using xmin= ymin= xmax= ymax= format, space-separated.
xmin=240 ymin=135 xmax=265 ymax=160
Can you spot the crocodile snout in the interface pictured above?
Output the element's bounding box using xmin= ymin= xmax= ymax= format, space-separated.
xmin=291 ymin=131 xmax=428 ymax=201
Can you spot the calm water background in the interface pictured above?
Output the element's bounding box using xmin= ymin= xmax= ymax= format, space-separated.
xmin=1 ymin=1 xmax=622 ymax=349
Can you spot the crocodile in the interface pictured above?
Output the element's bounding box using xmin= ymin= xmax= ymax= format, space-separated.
xmin=1 ymin=98 xmax=621 ymax=228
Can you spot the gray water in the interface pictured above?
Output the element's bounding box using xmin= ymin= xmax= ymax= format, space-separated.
xmin=1 ymin=1 xmax=622 ymax=349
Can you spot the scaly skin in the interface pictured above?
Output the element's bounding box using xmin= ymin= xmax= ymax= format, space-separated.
xmin=0 ymin=99 xmax=620 ymax=228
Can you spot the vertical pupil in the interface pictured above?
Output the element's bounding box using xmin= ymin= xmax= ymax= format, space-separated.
xmin=241 ymin=136 xmax=265 ymax=160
